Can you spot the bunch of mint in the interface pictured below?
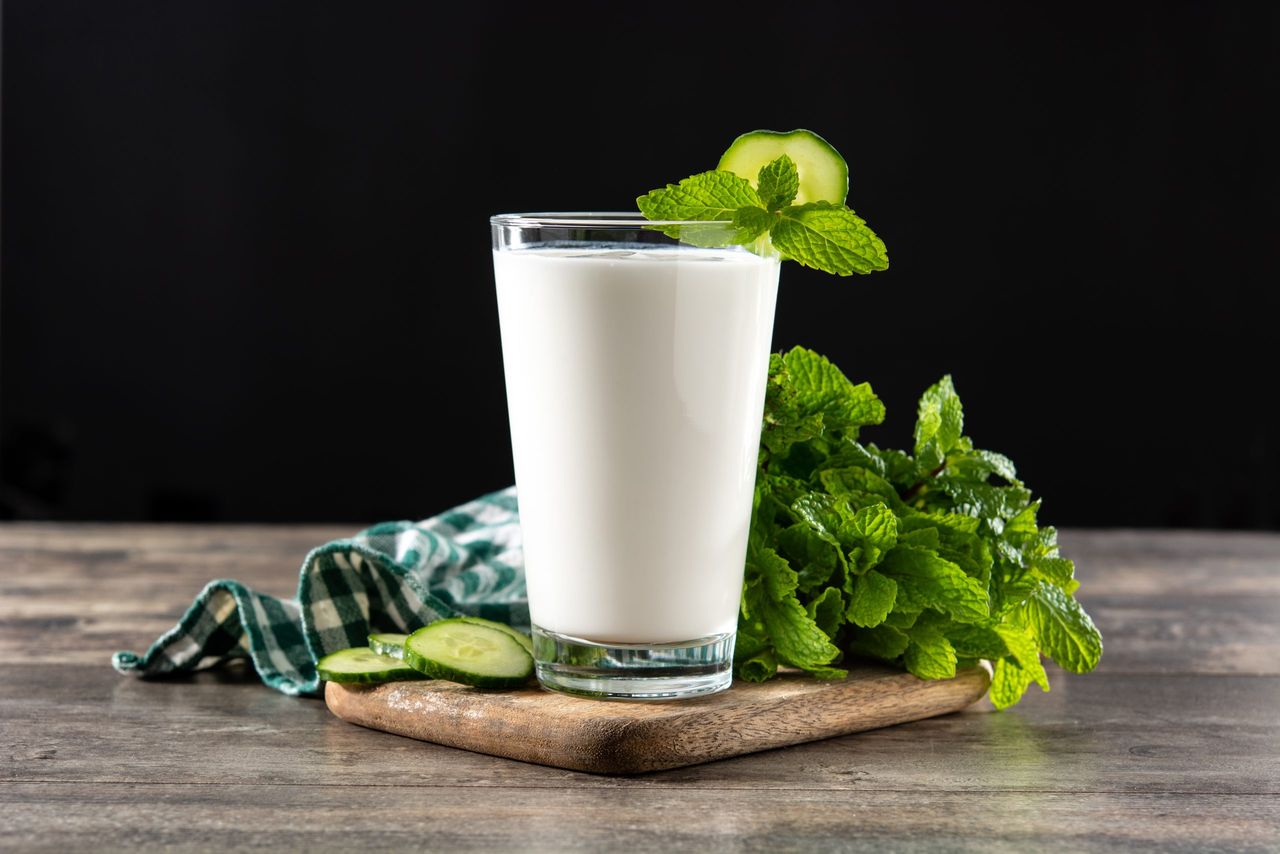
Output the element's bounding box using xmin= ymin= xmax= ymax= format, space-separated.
xmin=738 ymin=347 xmax=1102 ymax=708
xmin=636 ymin=154 xmax=888 ymax=276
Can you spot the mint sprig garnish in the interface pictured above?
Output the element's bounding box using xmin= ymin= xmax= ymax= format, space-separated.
xmin=739 ymin=347 xmax=1103 ymax=708
xmin=637 ymin=152 xmax=889 ymax=276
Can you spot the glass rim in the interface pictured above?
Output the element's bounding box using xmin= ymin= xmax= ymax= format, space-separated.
xmin=490 ymin=211 xmax=731 ymax=228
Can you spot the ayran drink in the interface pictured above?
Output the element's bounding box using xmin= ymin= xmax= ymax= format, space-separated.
xmin=491 ymin=214 xmax=780 ymax=698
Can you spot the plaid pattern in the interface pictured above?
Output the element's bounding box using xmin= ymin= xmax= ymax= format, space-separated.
xmin=113 ymin=488 xmax=525 ymax=697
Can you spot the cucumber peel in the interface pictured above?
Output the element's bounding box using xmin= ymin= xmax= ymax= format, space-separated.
xmin=717 ymin=129 xmax=848 ymax=206
xmin=316 ymin=646 xmax=425 ymax=685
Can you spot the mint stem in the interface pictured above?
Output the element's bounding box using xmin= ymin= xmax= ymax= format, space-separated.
xmin=901 ymin=463 xmax=947 ymax=504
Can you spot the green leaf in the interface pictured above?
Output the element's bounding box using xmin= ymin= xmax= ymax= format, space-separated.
xmin=947 ymin=449 xmax=1021 ymax=484
xmin=914 ymin=375 xmax=964 ymax=470
xmin=947 ymin=623 xmax=1008 ymax=660
xmin=820 ymin=467 xmax=901 ymax=508
xmin=880 ymin=545 xmax=990 ymax=623
xmin=1004 ymin=501 xmax=1040 ymax=541
xmin=636 ymin=170 xmax=761 ymax=220
xmin=898 ymin=527 xmax=941 ymax=550
xmin=732 ymin=206 xmax=776 ymax=243
xmin=847 ymin=623 xmax=911 ymax=661
xmin=782 ymin=347 xmax=886 ymax=433
xmin=1030 ymin=557 xmax=1075 ymax=590
xmin=748 ymin=547 xmax=842 ymax=671
xmin=734 ymin=631 xmax=770 ymax=664
xmin=805 ymin=665 xmax=850 ymax=680
xmin=757 ymin=154 xmax=800 ymax=211
xmin=636 ymin=171 xmax=764 ymax=246
xmin=994 ymin=621 xmax=1050 ymax=691
xmin=823 ymin=440 xmax=888 ymax=478
xmin=869 ymin=445 xmax=924 ymax=490
xmin=738 ymin=649 xmax=778 ymax=682
xmin=976 ymin=450 xmax=1019 ymax=482
xmin=846 ymin=569 xmax=897 ymax=628
xmin=791 ymin=493 xmax=846 ymax=550
xmin=883 ymin=608 xmax=921 ymax=629
xmin=839 ymin=502 xmax=899 ymax=573
xmin=1022 ymin=582 xmax=1103 ymax=673
xmin=990 ymin=657 xmax=1033 ymax=710
xmin=806 ymin=586 xmax=846 ymax=637
xmin=935 ymin=480 xmax=1033 ymax=523
xmin=769 ymin=201 xmax=889 ymax=276
xmin=904 ymin=623 xmax=957 ymax=680
xmin=778 ymin=523 xmax=841 ymax=593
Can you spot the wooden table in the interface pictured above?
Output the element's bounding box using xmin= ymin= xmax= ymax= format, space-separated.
xmin=2 ymin=526 xmax=1278 ymax=851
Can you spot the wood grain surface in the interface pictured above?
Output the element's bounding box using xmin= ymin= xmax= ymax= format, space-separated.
xmin=2 ymin=525 xmax=1279 ymax=852
xmin=325 ymin=665 xmax=991 ymax=773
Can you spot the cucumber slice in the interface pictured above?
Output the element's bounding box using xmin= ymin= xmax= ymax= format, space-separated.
xmin=368 ymin=632 xmax=410 ymax=659
xmin=403 ymin=619 xmax=534 ymax=688
xmin=455 ymin=616 xmax=534 ymax=655
xmin=717 ymin=129 xmax=848 ymax=205
xmin=316 ymin=646 xmax=424 ymax=685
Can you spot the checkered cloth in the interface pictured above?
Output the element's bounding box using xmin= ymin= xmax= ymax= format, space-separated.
xmin=112 ymin=488 xmax=526 ymax=696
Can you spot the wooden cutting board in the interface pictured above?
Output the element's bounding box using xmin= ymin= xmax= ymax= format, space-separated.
xmin=325 ymin=664 xmax=990 ymax=774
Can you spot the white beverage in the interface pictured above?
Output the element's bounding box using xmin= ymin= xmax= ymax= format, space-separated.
xmin=493 ymin=246 xmax=780 ymax=644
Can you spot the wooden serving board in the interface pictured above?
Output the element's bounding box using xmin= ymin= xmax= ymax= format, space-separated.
xmin=325 ymin=664 xmax=990 ymax=774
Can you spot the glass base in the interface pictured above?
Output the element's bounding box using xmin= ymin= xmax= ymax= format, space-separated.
xmin=531 ymin=625 xmax=735 ymax=700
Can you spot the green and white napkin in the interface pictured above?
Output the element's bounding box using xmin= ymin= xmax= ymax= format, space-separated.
xmin=112 ymin=488 xmax=526 ymax=696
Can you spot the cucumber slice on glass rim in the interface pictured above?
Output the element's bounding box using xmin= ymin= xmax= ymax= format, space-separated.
xmin=717 ymin=129 xmax=849 ymax=205
xmin=403 ymin=619 xmax=534 ymax=689
xmin=316 ymin=646 xmax=424 ymax=685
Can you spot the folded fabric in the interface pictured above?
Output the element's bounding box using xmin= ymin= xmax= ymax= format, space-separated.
xmin=112 ymin=488 xmax=526 ymax=696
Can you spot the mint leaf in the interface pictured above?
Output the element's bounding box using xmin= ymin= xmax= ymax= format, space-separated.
xmin=733 ymin=206 xmax=776 ymax=243
xmin=883 ymin=608 xmax=921 ymax=629
xmin=947 ymin=623 xmax=1007 ymax=660
xmin=880 ymin=545 xmax=989 ymax=623
xmin=804 ymin=665 xmax=851 ymax=680
xmin=738 ymin=649 xmax=778 ymax=683
xmin=914 ymin=375 xmax=964 ymax=470
xmin=782 ymin=347 xmax=886 ymax=432
xmin=636 ymin=171 xmax=763 ymax=246
xmin=935 ymin=480 xmax=1033 ymax=523
xmin=1004 ymin=501 xmax=1041 ymax=540
xmin=820 ymin=467 xmax=901 ymax=508
xmin=1022 ymin=582 xmax=1103 ymax=673
xmin=748 ymin=547 xmax=842 ymax=672
xmin=791 ymin=493 xmax=847 ymax=552
xmin=636 ymin=170 xmax=761 ymax=221
xmin=769 ymin=202 xmax=889 ymax=276
xmin=847 ymin=569 xmax=897 ymax=628
xmin=839 ymin=503 xmax=899 ymax=573
xmin=1030 ymin=556 xmax=1076 ymax=590
xmin=904 ymin=623 xmax=957 ymax=680
xmin=806 ymin=586 xmax=846 ymax=637
xmin=990 ymin=657 xmax=1033 ymax=710
xmin=778 ymin=523 xmax=841 ymax=593
xmin=757 ymin=155 xmax=799 ymax=211
xmin=995 ymin=621 xmax=1050 ymax=691
xmin=847 ymin=623 xmax=911 ymax=660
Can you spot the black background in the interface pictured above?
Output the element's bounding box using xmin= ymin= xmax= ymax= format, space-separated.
xmin=2 ymin=2 xmax=1276 ymax=527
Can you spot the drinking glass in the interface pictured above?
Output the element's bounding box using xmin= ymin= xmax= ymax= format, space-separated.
xmin=491 ymin=213 xmax=780 ymax=699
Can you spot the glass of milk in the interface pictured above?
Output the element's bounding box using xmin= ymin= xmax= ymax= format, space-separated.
xmin=491 ymin=213 xmax=780 ymax=699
